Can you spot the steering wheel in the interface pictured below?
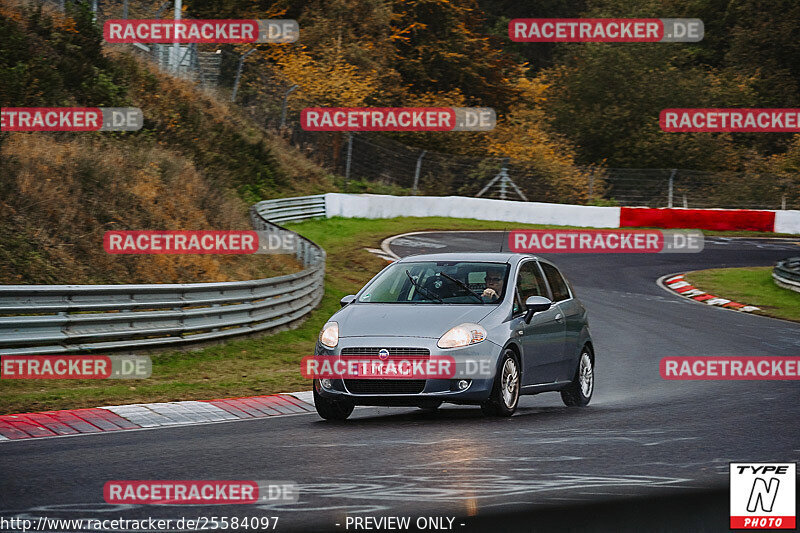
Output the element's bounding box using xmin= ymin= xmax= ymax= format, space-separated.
xmin=420 ymin=275 xmax=457 ymax=299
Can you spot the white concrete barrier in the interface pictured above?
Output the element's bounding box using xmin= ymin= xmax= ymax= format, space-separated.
xmin=775 ymin=210 xmax=800 ymax=234
xmin=325 ymin=193 xmax=621 ymax=228
xmin=323 ymin=193 xmax=800 ymax=234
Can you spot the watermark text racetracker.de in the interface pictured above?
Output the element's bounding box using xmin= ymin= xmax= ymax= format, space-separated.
xmin=103 ymin=230 xmax=296 ymax=254
xmin=1 ymin=355 xmax=151 ymax=379
xmin=301 ymin=107 xmax=495 ymax=131
xmin=1 ymin=107 xmax=142 ymax=132
xmin=660 ymin=357 xmax=800 ymax=380
xmin=0 ymin=482 xmax=294 ymax=532
xmin=661 ymin=109 xmax=800 ymax=132
xmin=509 ymin=18 xmax=703 ymax=42
xmin=104 ymin=19 xmax=298 ymax=43
xmin=509 ymin=229 xmax=704 ymax=254
xmin=302 ymin=355 xmax=495 ymax=380
xmin=104 ymin=480 xmax=297 ymax=504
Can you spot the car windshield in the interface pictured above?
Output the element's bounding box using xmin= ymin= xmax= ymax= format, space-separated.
xmin=357 ymin=261 xmax=510 ymax=304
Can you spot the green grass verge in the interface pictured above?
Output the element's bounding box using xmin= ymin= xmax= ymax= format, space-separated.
xmin=684 ymin=266 xmax=800 ymax=322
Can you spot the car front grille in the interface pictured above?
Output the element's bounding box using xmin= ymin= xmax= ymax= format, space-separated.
xmin=340 ymin=347 xmax=430 ymax=357
xmin=344 ymin=379 xmax=427 ymax=395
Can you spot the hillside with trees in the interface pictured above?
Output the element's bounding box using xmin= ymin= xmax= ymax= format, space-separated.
xmin=0 ymin=1 xmax=332 ymax=283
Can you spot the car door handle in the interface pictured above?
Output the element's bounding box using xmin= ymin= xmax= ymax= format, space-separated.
xmin=554 ymin=313 xmax=564 ymax=323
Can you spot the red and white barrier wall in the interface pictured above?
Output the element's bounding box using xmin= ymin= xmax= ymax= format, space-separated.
xmin=324 ymin=193 xmax=800 ymax=234
xmin=620 ymin=207 xmax=800 ymax=233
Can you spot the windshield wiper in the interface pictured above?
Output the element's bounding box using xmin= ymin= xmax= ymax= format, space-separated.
xmin=438 ymin=272 xmax=484 ymax=304
xmin=405 ymin=270 xmax=443 ymax=303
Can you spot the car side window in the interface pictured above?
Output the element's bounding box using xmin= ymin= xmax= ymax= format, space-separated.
xmin=514 ymin=261 xmax=549 ymax=314
xmin=512 ymin=291 xmax=523 ymax=315
xmin=541 ymin=263 xmax=570 ymax=302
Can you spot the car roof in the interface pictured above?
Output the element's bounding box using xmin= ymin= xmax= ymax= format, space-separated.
xmin=396 ymin=252 xmax=536 ymax=264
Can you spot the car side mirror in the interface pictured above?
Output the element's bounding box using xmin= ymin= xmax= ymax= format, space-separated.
xmin=524 ymin=296 xmax=552 ymax=324
xmin=340 ymin=294 xmax=356 ymax=308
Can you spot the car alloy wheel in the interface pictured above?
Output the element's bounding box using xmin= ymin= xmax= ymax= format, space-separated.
xmin=561 ymin=347 xmax=594 ymax=407
xmin=579 ymin=352 xmax=594 ymax=398
xmin=501 ymin=358 xmax=519 ymax=409
xmin=481 ymin=349 xmax=520 ymax=417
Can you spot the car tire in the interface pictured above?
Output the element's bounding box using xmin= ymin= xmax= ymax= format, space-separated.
xmin=480 ymin=349 xmax=520 ymax=417
xmin=313 ymin=383 xmax=355 ymax=420
xmin=561 ymin=347 xmax=594 ymax=407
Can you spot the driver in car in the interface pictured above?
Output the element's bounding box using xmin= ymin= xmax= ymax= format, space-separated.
xmin=482 ymin=268 xmax=504 ymax=302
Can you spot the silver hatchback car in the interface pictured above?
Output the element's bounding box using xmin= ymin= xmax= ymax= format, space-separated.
xmin=313 ymin=252 xmax=594 ymax=419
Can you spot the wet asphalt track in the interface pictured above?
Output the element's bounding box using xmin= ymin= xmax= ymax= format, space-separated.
xmin=1 ymin=233 xmax=799 ymax=533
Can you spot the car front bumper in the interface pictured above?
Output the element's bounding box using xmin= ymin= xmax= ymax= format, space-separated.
xmin=313 ymin=336 xmax=503 ymax=405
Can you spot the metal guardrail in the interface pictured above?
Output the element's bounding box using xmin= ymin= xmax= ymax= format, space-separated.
xmin=773 ymin=257 xmax=800 ymax=294
xmin=0 ymin=199 xmax=328 ymax=355
xmin=253 ymin=195 xmax=327 ymax=225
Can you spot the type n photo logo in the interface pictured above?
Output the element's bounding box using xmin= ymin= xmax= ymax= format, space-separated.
xmin=730 ymin=463 xmax=796 ymax=529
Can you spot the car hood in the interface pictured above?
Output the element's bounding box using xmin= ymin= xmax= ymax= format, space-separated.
xmin=336 ymin=304 xmax=496 ymax=338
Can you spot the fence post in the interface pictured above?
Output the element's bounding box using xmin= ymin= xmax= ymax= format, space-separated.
xmin=152 ymin=0 xmax=171 ymax=71
xmin=683 ymin=194 xmax=688 ymax=208
xmin=588 ymin=173 xmax=594 ymax=203
xmin=412 ymin=150 xmax=426 ymax=195
xmin=782 ymin=194 xmax=787 ymax=210
xmin=123 ymin=0 xmax=128 ymax=19
xmin=231 ymin=48 xmax=256 ymax=102
xmin=667 ymin=168 xmax=676 ymax=208
xmin=172 ymin=0 xmax=182 ymax=73
xmin=345 ymin=133 xmax=353 ymax=183
xmin=280 ymin=84 xmax=299 ymax=129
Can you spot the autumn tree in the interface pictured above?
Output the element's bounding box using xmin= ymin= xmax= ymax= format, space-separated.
xmin=483 ymin=76 xmax=599 ymax=203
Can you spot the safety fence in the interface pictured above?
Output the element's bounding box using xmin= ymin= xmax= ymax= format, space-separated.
xmin=773 ymin=257 xmax=800 ymax=294
xmin=242 ymin=78 xmax=800 ymax=210
xmin=0 ymin=205 xmax=325 ymax=355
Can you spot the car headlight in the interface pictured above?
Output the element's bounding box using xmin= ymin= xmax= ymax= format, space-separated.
xmin=437 ymin=323 xmax=486 ymax=349
xmin=319 ymin=321 xmax=339 ymax=348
